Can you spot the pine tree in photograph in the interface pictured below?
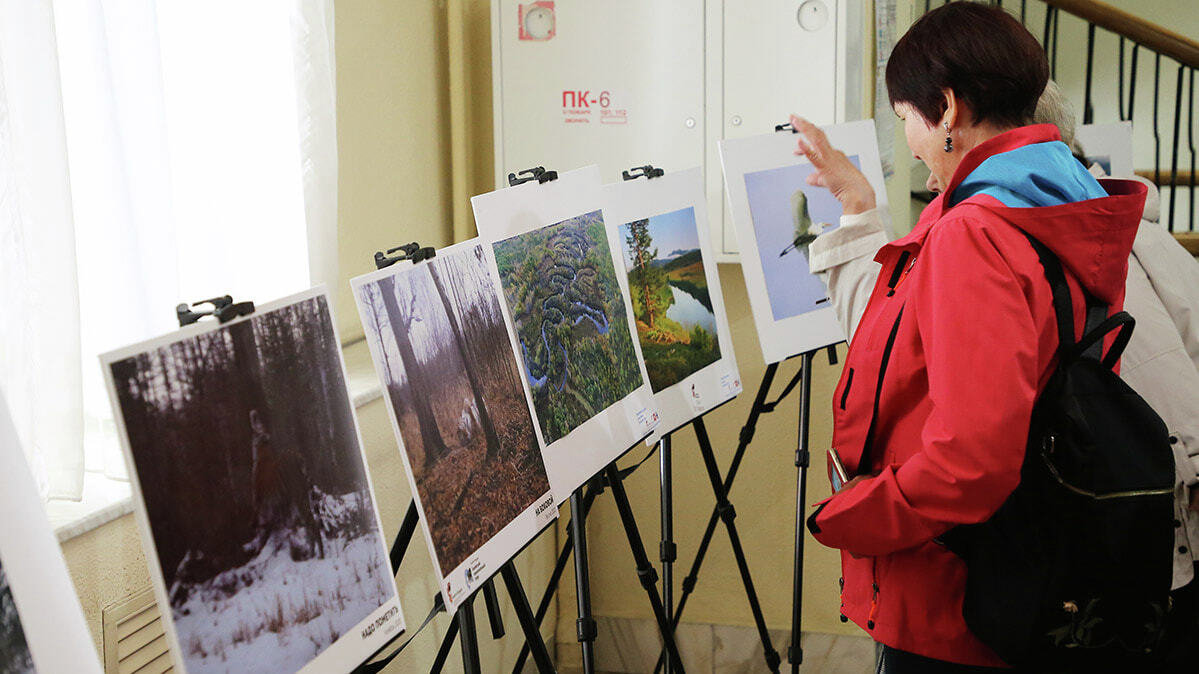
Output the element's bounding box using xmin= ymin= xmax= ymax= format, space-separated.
xmin=625 ymin=218 xmax=664 ymax=328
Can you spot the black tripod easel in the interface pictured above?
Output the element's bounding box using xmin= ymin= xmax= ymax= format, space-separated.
xmin=503 ymin=164 xmax=685 ymax=673
xmin=651 ymin=345 xmax=839 ymax=674
xmin=345 ymin=242 xmax=557 ymax=674
xmin=621 ymin=161 xmax=756 ymax=674
xmin=349 ymin=498 xmax=556 ymax=674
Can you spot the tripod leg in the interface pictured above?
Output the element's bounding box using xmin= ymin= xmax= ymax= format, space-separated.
xmin=389 ymin=499 xmax=420 ymax=574
xmin=483 ymin=579 xmax=506 ymax=639
xmin=659 ymin=435 xmax=676 ymax=674
xmin=695 ymin=418 xmax=781 ymax=673
xmin=458 ymin=595 xmax=483 ymax=674
xmin=513 ymin=485 xmax=600 ymax=674
xmin=655 ymin=365 xmax=780 ymax=674
xmin=603 ymin=463 xmax=686 ymax=673
xmin=571 ymin=488 xmax=598 ymax=674
xmin=430 ymin=617 xmax=461 ymax=674
xmin=790 ymin=350 xmax=815 ymax=672
xmin=501 ymin=561 xmax=557 ymax=673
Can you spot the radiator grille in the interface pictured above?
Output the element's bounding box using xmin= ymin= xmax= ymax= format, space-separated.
xmin=102 ymin=587 xmax=173 ymax=674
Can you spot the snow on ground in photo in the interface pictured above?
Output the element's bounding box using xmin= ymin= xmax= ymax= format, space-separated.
xmin=170 ymin=503 xmax=392 ymax=673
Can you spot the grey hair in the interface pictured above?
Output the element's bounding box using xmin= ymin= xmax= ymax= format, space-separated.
xmin=1033 ymin=80 xmax=1084 ymax=155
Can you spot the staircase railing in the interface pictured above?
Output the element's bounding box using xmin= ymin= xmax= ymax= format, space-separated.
xmin=920 ymin=0 xmax=1198 ymax=243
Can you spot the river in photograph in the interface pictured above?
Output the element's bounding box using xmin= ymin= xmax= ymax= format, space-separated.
xmin=666 ymin=285 xmax=717 ymax=334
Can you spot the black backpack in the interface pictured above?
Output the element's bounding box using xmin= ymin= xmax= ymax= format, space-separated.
xmin=939 ymin=234 xmax=1177 ymax=671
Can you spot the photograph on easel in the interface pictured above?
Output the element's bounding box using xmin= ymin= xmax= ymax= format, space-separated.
xmin=493 ymin=210 xmax=643 ymax=443
xmin=472 ymin=165 xmax=659 ymax=496
xmin=603 ymin=167 xmax=742 ymax=440
xmin=0 ymin=393 xmax=102 ymax=674
xmin=353 ymin=241 xmax=555 ymax=611
xmin=103 ymin=289 xmax=403 ymax=674
xmin=744 ymin=156 xmax=862 ymax=321
xmin=720 ymin=119 xmax=890 ymax=364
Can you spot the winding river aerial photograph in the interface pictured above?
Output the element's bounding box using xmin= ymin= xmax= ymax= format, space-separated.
xmin=619 ymin=206 xmax=721 ymax=393
xmin=493 ymin=210 xmax=643 ymax=444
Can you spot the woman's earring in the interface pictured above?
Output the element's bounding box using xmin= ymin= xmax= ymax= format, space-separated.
xmin=944 ymin=123 xmax=953 ymax=153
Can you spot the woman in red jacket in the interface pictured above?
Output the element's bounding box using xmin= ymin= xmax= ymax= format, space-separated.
xmin=799 ymin=4 xmax=1147 ymax=671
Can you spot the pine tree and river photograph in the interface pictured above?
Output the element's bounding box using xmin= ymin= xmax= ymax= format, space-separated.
xmin=107 ymin=295 xmax=395 ymax=674
xmin=355 ymin=245 xmax=552 ymax=576
xmin=618 ymin=207 xmax=721 ymax=392
xmin=493 ymin=211 xmax=643 ymax=443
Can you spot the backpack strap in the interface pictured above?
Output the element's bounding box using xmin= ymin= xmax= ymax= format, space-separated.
xmin=1022 ymin=233 xmax=1132 ymax=370
xmin=1022 ymin=234 xmax=1078 ymax=357
xmin=1081 ymin=296 xmax=1110 ymax=360
xmin=1072 ymin=311 xmax=1136 ymax=370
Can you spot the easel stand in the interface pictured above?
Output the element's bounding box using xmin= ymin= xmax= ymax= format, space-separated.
xmin=504 ymin=164 xmax=682 ymax=672
xmin=654 ymin=346 xmax=839 ymax=674
xmin=510 ymin=458 xmax=687 ymax=674
xmin=347 ymin=243 xmax=555 ymax=673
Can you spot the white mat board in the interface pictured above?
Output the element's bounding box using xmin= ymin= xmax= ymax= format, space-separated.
xmin=472 ymin=166 xmax=660 ymax=496
xmin=102 ymin=288 xmax=403 ymax=674
xmin=720 ymin=119 xmax=889 ymax=364
xmin=603 ymin=168 xmax=742 ymax=441
xmin=351 ymin=241 xmax=557 ymax=612
xmin=0 ymin=391 xmax=103 ymax=674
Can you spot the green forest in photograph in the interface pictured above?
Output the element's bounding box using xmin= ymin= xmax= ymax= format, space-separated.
xmin=620 ymin=209 xmax=721 ymax=393
xmin=494 ymin=211 xmax=642 ymax=444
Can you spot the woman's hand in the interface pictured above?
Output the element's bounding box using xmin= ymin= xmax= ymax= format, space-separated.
xmin=790 ymin=114 xmax=877 ymax=215
xmin=839 ymin=474 xmax=871 ymax=493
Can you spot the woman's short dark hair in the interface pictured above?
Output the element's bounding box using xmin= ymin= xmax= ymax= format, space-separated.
xmin=885 ymin=2 xmax=1048 ymax=129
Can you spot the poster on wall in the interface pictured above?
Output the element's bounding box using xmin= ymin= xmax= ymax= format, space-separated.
xmin=102 ymin=289 xmax=403 ymax=674
xmin=352 ymin=242 xmax=557 ymax=611
xmin=0 ymin=392 xmax=103 ymax=674
xmin=1074 ymin=121 xmax=1134 ymax=178
xmin=720 ymin=119 xmax=889 ymax=364
xmin=604 ymin=168 xmax=742 ymax=439
xmin=471 ymin=165 xmax=660 ymax=496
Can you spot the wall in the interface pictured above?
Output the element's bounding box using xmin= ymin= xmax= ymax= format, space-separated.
xmin=60 ymin=2 xmax=560 ymax=672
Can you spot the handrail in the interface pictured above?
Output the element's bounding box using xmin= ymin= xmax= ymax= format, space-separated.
xmin=1041 ymin=0 xmax=1199 ymax=69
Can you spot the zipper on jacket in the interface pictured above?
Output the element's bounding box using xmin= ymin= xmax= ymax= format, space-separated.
xmin=885 ymin=251 xmax=912 ymax=297
xmin=840 ymin=368 xmax=854 ymax=410
xmin=838 ymin=577 xmax=848 ymax=623
xmin=858 ymin=305 xmax=906 ymax=474
xmin=867 ymin=558 xmax=880 ymax=630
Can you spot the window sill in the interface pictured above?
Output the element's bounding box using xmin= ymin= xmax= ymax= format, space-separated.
xmin=50 ymin=340 xmax=384 ymax=543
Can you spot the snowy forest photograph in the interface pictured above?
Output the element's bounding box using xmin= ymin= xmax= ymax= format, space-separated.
xmin=0 ymin=563 xmax=35 ymax=674
xmin=355 ymin=245 xmax=552 ymax=576
xmin=107 ymin=294 xmax=395 ymax=674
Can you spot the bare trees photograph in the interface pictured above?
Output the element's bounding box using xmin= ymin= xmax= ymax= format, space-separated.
xmin=356 ymin=244 xmax=552 ymax=577
xmin=105 ymin=293 xmax=397 ymax=674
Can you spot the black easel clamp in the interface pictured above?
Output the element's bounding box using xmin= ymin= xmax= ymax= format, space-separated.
xmin=775 ymin=121 xmax=800 ymax=134
xmin=507 ymin=166 xmax=559 ymax=187
xmin=374 ymin=242 xmax=436 ymax=270
xmin=176 ymin=295 xmax=255 ymax=327
xmin=622 ymin=164 xmax=665 ymax=181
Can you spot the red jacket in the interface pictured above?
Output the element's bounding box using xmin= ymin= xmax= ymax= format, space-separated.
xmin=808 ymin=125 xmax=1147 ymax=666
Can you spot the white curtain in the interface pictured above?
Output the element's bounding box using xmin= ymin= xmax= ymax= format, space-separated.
xmin=0 ymin=0 xmax=337 ymax=500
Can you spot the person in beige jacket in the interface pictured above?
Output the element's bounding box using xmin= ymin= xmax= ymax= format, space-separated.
xmin=790 ymin=85 xmax=1199 ymax=666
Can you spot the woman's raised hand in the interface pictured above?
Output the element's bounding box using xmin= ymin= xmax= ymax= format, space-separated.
xmin=790 ymin=114 xmax=877 ymax=215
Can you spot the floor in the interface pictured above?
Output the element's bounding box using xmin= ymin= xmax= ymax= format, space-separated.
xmin=554 ymin=619 xmax=876 ymax=673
